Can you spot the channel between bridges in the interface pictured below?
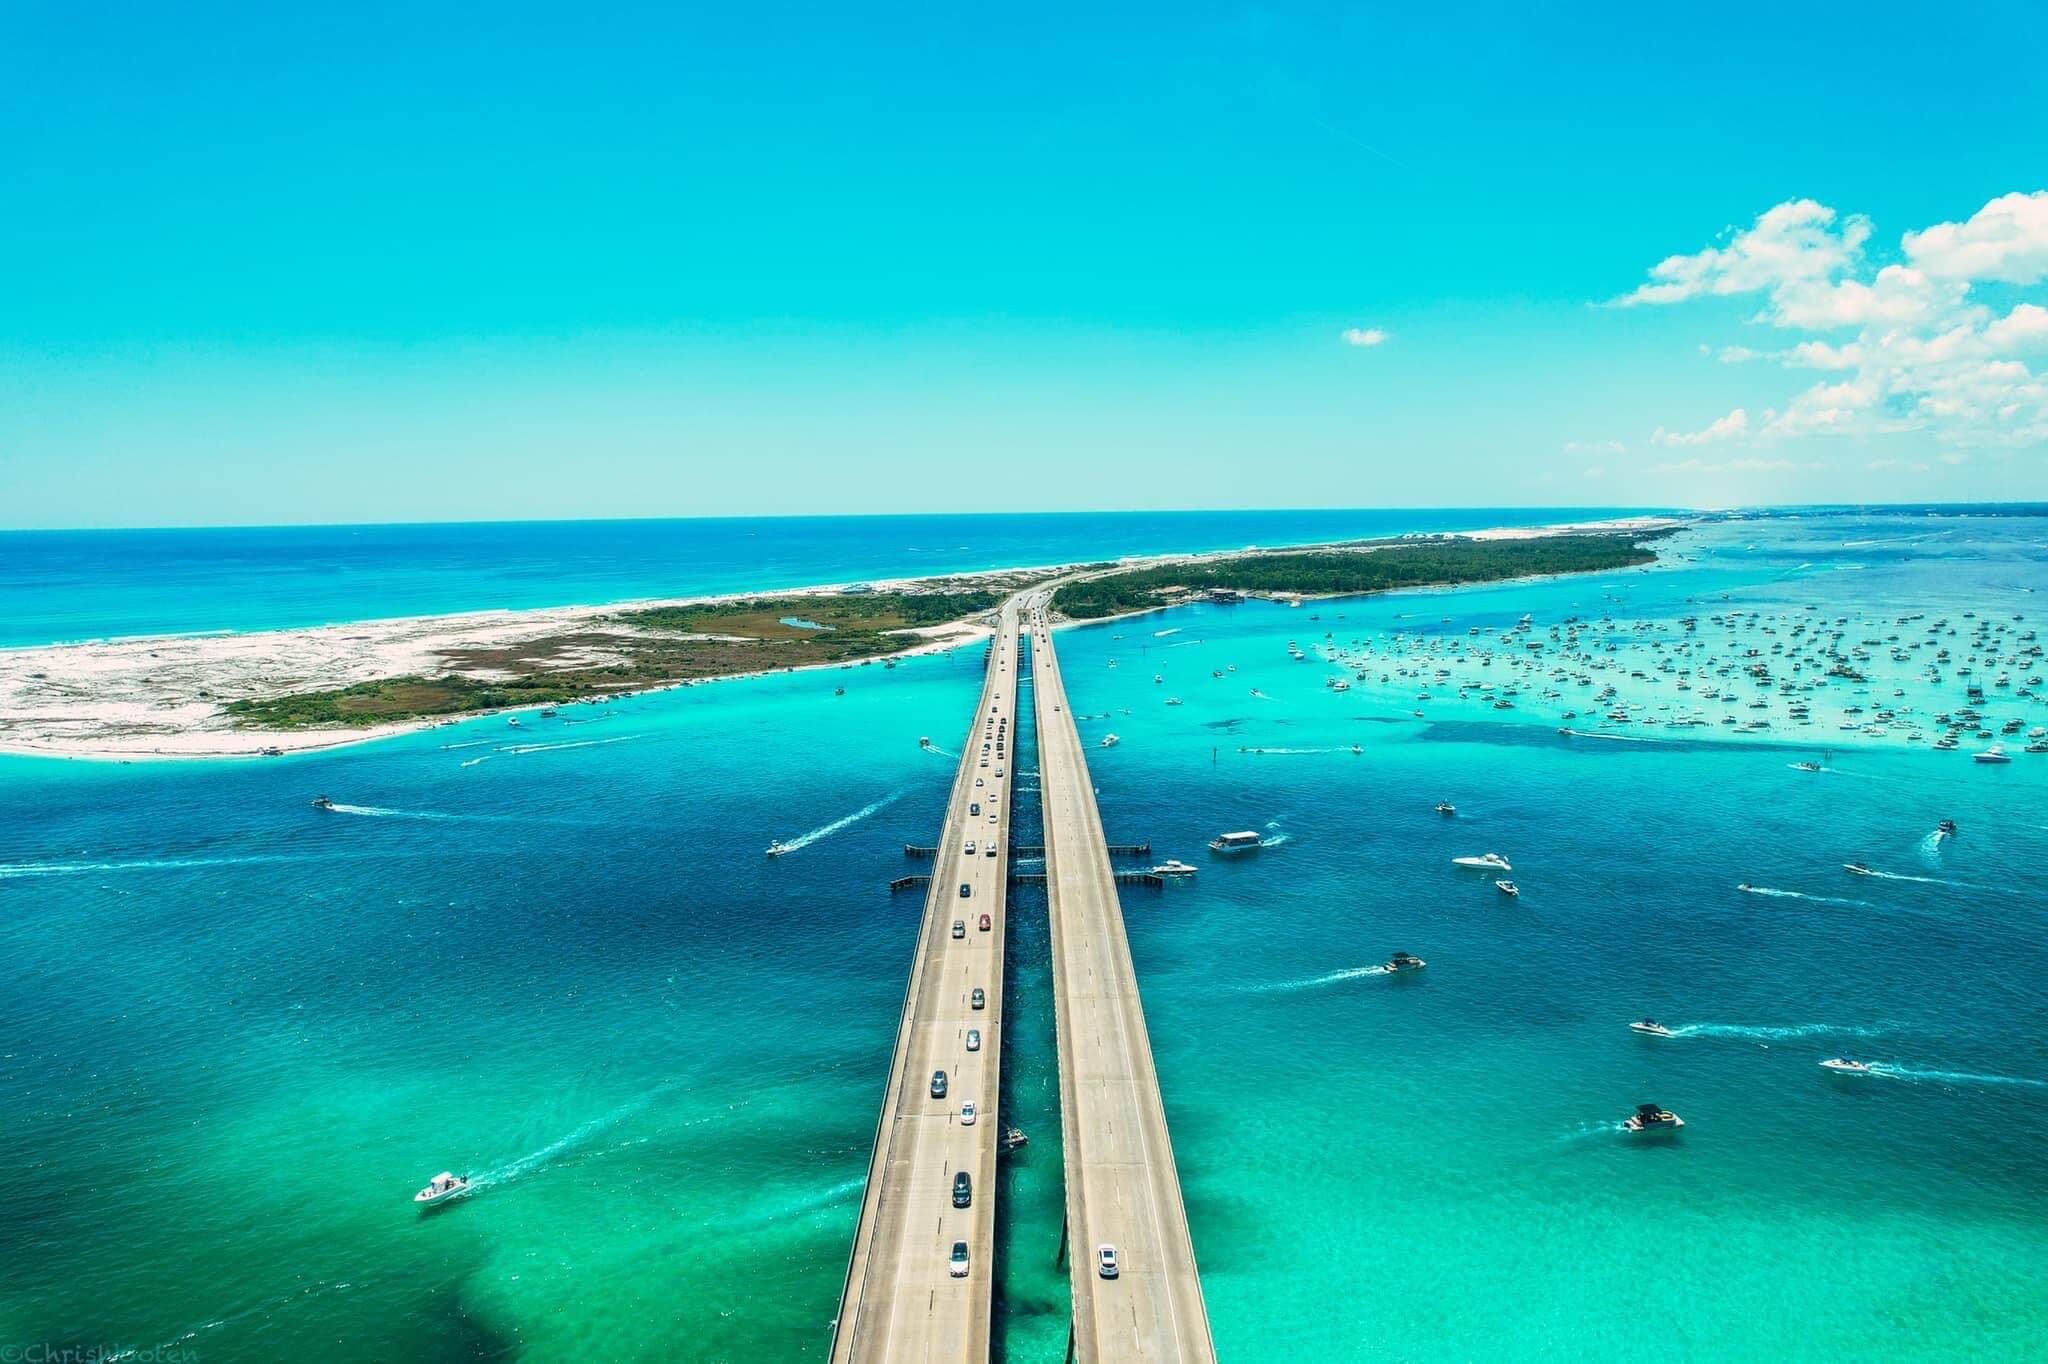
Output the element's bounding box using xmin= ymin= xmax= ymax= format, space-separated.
xmin=829 ymin=589 xmax=1213 ymax=1363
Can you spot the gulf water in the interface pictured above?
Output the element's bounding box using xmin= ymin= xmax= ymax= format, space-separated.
xmin=4 ymin=509 xmax=2047 ymax=1361
xmin=0 ymin=508 xmax=1653 ymax=647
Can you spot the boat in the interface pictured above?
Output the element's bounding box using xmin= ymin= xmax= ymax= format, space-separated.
xmin=1209 ymin=831 xmax=1264 ymax=854
xmin=1152 ymin=859 xmax=1198 ymax=877
xmin=1622 ymin=1103 xmax=1684 ymax=1133
xmin=1937 ymin=818 xmax=1958 ymax=836
xmin=919 ymin=736 xmax=932 ymax=748
xmin=1974 ymin=747 xmax=2012 ymax=764
xmin=1002 ymin=1126 xmax=1029 ymax=1151
xmin=414 ymin=1171 xmax=471 ymax=1205
xmin=310 ymin=795 xmax=335 ymax=810
xmin=833 ymin=686 xmax=844 ymax=696
xmin=1100 ymin=734 xmax=1120 ymax=748
xmin=539 ymin=706 xmax=558 ymax=717
xmin=1629 ymin=1019 xmax=1674 ymax=1037
xmin=1790 ymin=760 xmax=1822 ymax=772
xmin=1165 ymin=696 xmax=1183 ymax=706
xmin=1434 ymin=801 xmax=1456 ymax=815
xmin=765 ymin=840 xmax=792 ymax=857
xmin=1843 ymin=862 xmax=1874 ymax=876
xmin=1494 ymin=879 xmax=1519 ymax=897
xmin=1452 ymin=852 xmax=1512 ymax=871
xmin=1819 ymin=1057 xmax=1872 ymax=1074
xmin=1382 ymin=950 xmax=1426 ymax=972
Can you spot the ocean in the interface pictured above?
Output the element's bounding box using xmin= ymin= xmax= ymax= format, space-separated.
xmin=0 ymin=508 xmax=1653 ymax=647
xmin=2 ymin=507 xmax=2045 ymax=1361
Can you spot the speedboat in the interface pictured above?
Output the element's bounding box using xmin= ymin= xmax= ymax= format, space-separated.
xmin=1819 ymin=1057 xmax=1872 ymax=1074
xmin=1937 ymin=818 xmax=1958 ymax=837
xmin=1494 ymin=879 xmax=1519 ymax=897
xmin=1434 ymin=801 xmax=1456 ymax=815
xmin=414 ymin=1171 xmax=471 ymax=1205
xmin=1100 ymin=734 xmax=1120 ymax=748
xmin=1622 ymin=1104 xmax=1684 ymax=1133
xmin=1152 ymin=859 xmax=1198 ymax=877
xmin=310 ymin=795 xmax=335 ymax=810
xmin=765 ymin=840 xmax=791 ymax=857
xmin=1383 ymin=950 xmax=1426 ymax=973
xmin=1843 ymin=862 xmax=1874 ymax=876
xmin=1790 ymin=760 xmax=1822 ymax=772
xmin=1452 ymin=852 xmax=1512 ymax=871
xmin=1629 ymin=1019 xmax=1674 ymax=1037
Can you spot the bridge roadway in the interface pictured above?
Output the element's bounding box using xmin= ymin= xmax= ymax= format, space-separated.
xmin=1026 ymin=595 xmax=1216 ymax=1363
xmin=830 ymin=602 xmax=1020 ymax=1363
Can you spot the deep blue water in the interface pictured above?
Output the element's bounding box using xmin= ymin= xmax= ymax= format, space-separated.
xmin=0 ymin=509 xmax=1661 ymax=646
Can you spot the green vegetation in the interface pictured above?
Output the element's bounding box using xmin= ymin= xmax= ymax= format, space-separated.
xmin=1050 ymin=534 xmax=1659 ymax=620
xmin=226 ymin=590 xmax=1001 ymax=729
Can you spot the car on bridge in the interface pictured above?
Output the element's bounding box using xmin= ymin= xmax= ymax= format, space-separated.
xmin=959 ymin=1099 xmax=977 ymax=1125
xmin=952 ymin=1171 xmax=972 ymax=1207
xmin=930 ymin=1070 xmax=948 ymax=1099
xmin=966 ymin=1028 xmax=981 ymax=1051
xmin=971 ymin=987 xmax=986 ymax=1009
xmin=959 ymin=882 xmax=972 ymax=898
xmin=952 ymin=919 xmax=965 ymax=939
xmin=949 ymin=1241 xmax=970 ymax=1278
xmin=1097 ymin=1244 xmax=1120 ymax=1280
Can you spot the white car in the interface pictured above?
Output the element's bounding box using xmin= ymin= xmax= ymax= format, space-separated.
xmin=1097 ymin=1244 xmax=1119 ymax=1280
xmin=966 ymin=1028 xmax=981 ymax=1052
xmin=960 ymin=1100 xmax=978 ymax=1126
xmin=964 ymin=839 xmax=977 ymax=855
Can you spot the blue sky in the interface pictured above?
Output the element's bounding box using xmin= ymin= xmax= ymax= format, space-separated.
xmin=5 ymin=2 xmax=2047 ymax=528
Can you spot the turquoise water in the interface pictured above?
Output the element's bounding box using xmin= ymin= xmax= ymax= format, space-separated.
xmin=4 ymin=510 xmax=2047 ymax=1360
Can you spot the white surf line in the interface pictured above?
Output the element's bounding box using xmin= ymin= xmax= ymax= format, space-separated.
xmin=496 ymin=733 xmax=647 ymax=757
xmin=770 ymin=789 xmax=905 ymax=854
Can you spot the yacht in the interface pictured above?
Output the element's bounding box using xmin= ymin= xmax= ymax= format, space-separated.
xmin=310 ymin=795 xmax=335 ymax=810
xmin=1622 ymin=1104 xmax=1684 ymax=1133
xmin=1209 ymin=830 xmax=1264 ymax=854
xmin=1434 ymin=801 xmax=1456 ymax=816
xmin=1974 ymin=747 xmax=2012 ymax=764
xmin=414 ymin=1171 xmax=472 ymax=1205
xmin=1452 ymin=852 xmax=1512 ymax=872
xmin=1494 ymin=879 xmax=1519 ymax=897
xmin=1152 ymin=859 xmax=1198 ymax=877
xmin=1843 ymin=862 xmax=1874 ymax=876
xmin=1382 ymin=950 xmax=1426 ymax=973
xmin=1629 ymin=1019 xmax=1674 ymax=1037
xmin=1819 ymin=1057 xmax=1872 ymax=1074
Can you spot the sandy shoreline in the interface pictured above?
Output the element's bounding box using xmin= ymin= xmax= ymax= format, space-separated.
xmin=0 ymin=515 xmax=1686 ymax=762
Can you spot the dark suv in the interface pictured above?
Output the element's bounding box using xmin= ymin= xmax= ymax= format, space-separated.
xmin=952 ymin=1171 xmax=972 ymax=1208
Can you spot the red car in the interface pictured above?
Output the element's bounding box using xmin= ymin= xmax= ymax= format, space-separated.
xmin=978 ymin=913 xmax=992 ymax=932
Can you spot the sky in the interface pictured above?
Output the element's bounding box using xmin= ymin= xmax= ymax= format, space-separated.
xmin=4 ymin=2 xmax=2048 ymax=529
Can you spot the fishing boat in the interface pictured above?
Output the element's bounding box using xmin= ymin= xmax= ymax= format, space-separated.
xmin=310 ymin=795 xmax=335 ymax=810
xmin=765 ymin=840 xmax=792 ymax=857
xmin=414 ymin=1172 xmax=472 ymax=1205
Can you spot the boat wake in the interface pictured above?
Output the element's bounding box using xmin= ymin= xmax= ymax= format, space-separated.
xmin=1554 ymin=1119 xmax=1628 ymax=1143
xmin=1237 ymin=746 xmax=1341 ymax=755
xmin=322 ymin=803 xmax=454 ymax=820
xmin=1737 ymin=885 xmax=1871 ymax=908
xmin=1242 ymin=965 xmax=1388 ymax=993
xmin=1674 ymin=1022 xmax=1883 ymax=1041
xmin=774 ymin=791 xmax=904 ymax=854
xmin=1868 ymin=1064 xmax=2048 ymax=1090
xmin=1559 ymin=728 xmax=1667 ymax=744
xmin=0 ymin=853 xmax=307 ymax=880
xmin=498 ymin=734 xmax=646 ymax=757
xmin=477 ymin=1085 xmax=675 ymax=1189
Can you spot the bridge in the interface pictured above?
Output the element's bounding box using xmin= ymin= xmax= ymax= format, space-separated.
xmin=830 ymin=603 xmax=1021 ymax=1363
xmin=1027 ymin=595 xmax=1215 ymax=1363
xmin=831 ymin=593 xmax=1211 ymax=1361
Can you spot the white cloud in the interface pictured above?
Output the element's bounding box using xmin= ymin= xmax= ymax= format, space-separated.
xmin=1564 ymin=438 xmax=1625 ymax=455
xmin=1652 ymin=408 xmax=1749 ymax=446
xmin=1619 ymin=189 xmax=2048 ymax=451
xmin=1616 ymin=200 xmax=1868 ymax=307
xmin=1902 ymin=190 xmax=2048 ymax=285
xmin=1340 ymin=327 xmax=1388 ymax=347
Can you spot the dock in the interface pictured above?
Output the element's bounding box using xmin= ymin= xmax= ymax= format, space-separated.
xmin=830 ymin=604 xmax=1022 ymax=1363
xmin=1025 ymin=595 xmax=1216 ymax=1362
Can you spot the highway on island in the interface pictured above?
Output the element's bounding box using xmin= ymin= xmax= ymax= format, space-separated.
xmin=830 ymin=602 xmax=1021 ymax=1364
xmin=1027 ymin=593 xmax=1216 ymax=1364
